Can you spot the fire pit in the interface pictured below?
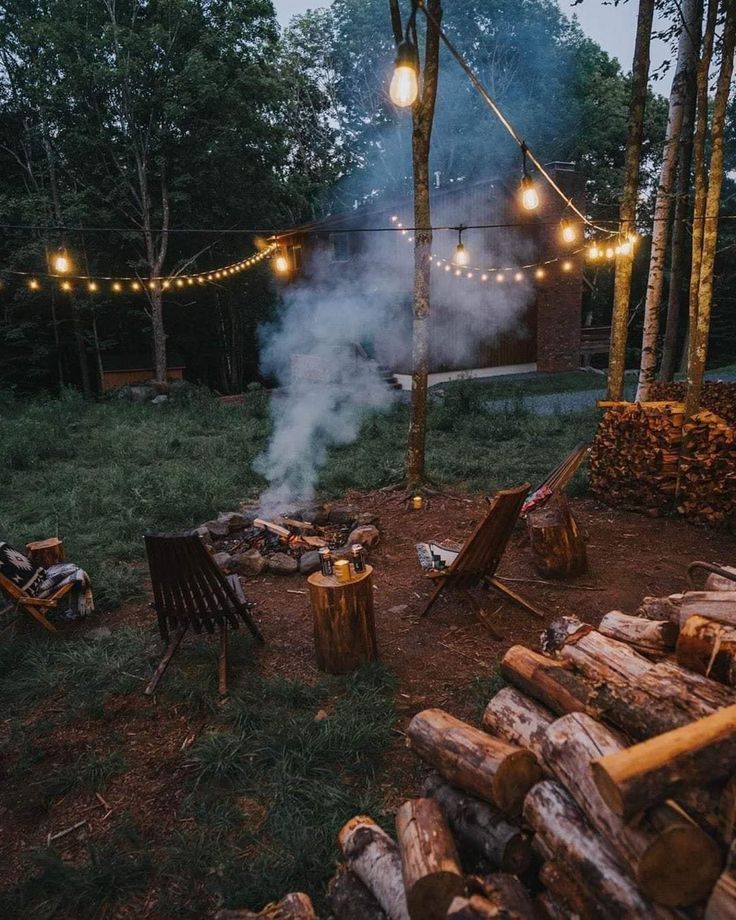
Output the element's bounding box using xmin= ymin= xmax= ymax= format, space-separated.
xmin=195 ymin=506 xmax=380 ymax=577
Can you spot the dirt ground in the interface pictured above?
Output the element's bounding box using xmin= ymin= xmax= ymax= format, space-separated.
xmin=3 ymin=488 xmax=736 ymax=915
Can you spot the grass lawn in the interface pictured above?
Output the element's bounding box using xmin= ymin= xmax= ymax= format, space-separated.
xmin=0 ymin=381 xmax=599 ymax=916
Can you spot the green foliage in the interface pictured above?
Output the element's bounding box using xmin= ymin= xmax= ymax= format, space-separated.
xmin=160 ymin=663 xmax=396 ymax=915
xmin=0 ymin=824 xmax=152 ymax=920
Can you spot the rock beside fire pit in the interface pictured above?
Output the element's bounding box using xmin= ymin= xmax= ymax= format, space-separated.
xmin=299 ymin=551 xmax=322 ymax=576
xmin=213 ymin=551 xmax=233 ymax=571
xmin=347 ymin=525 xmax=380 ymax=548
xmin=267 ymin=552 xmax=299 ymax=576
xmin=232 ymin=549 xmax=267 ymax=576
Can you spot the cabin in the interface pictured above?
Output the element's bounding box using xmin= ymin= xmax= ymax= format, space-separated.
xmin=278 ymin=165 xmax=587 ymax=386
xmin=100 ymin=351 xmax=185 ymax=392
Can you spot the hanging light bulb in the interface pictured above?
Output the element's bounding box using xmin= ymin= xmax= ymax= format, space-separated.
xmin=131 ymin=281 xmax=141 ymax=291
xmin=112 ymin=282 xmax=122 ymax=292
xmin=561 ymin=220 xmax=577 ymax=243
xmin=519 ymin=144 xmax=539 ymax=211
xmin=61 ymin=280 xmax=72 ymax=292
xmin=389 ymin=39 xmax=419 ymax=108
xmin=520 ymin=175 xmax=539 ymax=211
xmin=589 ymin=245 xmax=600 ymax=260
xmin=88 ymin=281 xmax=98 ymax=292
xmin=52 ymin=251 xmax=72 ymax=274
xmin=562 ymin=260 xmax=573 ymax=272
xmin=605 ymin=246 xmax=615 ymax=259
xmin=514 ymin=271 xmax=524 ymax=282
xmin=454 ymin=226 xmax=469 ymax=266
xmin=496 ymin=272 xmax=505 ymax=283
xmin=535 ymin=267 xmax=546 ymax=280
xmin=274 ymin=249 xmax=290 ymax=274
xmin=28 ymin=279 xmax=40 ymax=290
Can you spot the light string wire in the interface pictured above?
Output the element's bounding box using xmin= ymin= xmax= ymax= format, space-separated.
xmin=415 ymin=1 xmax=617 ymax=238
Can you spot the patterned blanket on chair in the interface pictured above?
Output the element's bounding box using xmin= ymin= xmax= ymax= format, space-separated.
xmin=0 ymin=542 xmax=94 ymax=621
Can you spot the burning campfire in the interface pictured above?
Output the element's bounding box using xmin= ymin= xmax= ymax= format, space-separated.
xmin=196 ymin=506 xmax=380 ymax=577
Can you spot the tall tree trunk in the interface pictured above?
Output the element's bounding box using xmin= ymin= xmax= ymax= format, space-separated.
xmin=606 ymin=0 xmax=656 ymax=400
xmin=637 ymin=0 xmax=701 ymax=400
xmin=684 ymin=0 xmax=719 ymax=384
xmin=685 ymin=0 xmax=736 ymax=417
xmin=659 ymin=2 xmax=701 ymax=382
xmin=390 ymin=0 xmax=442 ymax=490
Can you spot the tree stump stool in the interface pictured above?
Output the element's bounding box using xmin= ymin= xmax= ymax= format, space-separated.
xmin=308 ymin=565 xmax=378 ymax=674
xmin=26 ymin=537 xmax=65 ymax=569
xmin=527 ymin=493 xmax=587 ymax=577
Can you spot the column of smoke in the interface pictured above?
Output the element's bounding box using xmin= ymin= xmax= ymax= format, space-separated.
xmin=255 ymin=224 xmax=536 ymax=515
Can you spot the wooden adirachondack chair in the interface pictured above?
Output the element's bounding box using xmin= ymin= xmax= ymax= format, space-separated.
xmin=0 ymin=572 xmax=73 ymax=633
xmin=144 ymin=532 xmax=264 ymax=697
xmin=422 ymin=483 xmax=547 ymax=623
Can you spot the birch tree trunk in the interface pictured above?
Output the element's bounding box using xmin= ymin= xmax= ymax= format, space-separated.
xmin=389 ymin=0 xmax=442 ymax=489
xmin=659 ymin=1 xmax=702 ymax=381
xmin=637 ymin=0 xmax=701 ymax=400
xmin=685 ymin=0 xmax=736 ymax=417
xmin=684 ymin=0 xmax=718 ymax=390
xmin=606 ymin=0 xmax=655 ymax=401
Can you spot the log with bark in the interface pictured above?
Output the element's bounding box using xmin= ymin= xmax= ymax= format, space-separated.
xmin=523 ymin=780 xmax=669 ymax=919
xmin=637 ymin=594 xmax=683 ymax=623
xmin=526 ymin=493 xmax=587 ymax=578
xmin=598 ymin=611 xmax=678 ymax=657
xmin=395 ymin=798 xmax=465 ymax=920
xmin=704 ymin=566 xmax=736 ymax=592
xmin=538 ymin=861 xmax=604 ymax=920
xmin=542 ymin=712 xmax=722 ymax=907
xmin=327 ymin=867 xmax=388 ymax=920
xmin=501 ymin=643 xmax=706 ymax=741
xmin=215 ymin=893 xmax=318 ymax=920
xmin=422 ymin=773 xmax=533 ymax=874
xmin=481 ymin=686 xmax=555 ymax=765
xmin=444 ymin=874 xmax=538 ymax=920
xmin=679 ymin=591 xmax=736 ymax=629
xmin=338 ymin=816 xmax=410 ymax=920
xmin=592 ymin=702 xmax=736 ymax=819
xmin=406 ymin=709 xmax=541 ymax=814
xmin=677 ymin=614 xmax=736 ymax=685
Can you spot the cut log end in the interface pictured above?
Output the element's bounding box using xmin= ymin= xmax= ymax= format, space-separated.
xmin=493 ymin=750 xmax=543 ymax=814
xmin=637 ymin=823 xmax=725 ymax=907
xmin=589 ymin=760 xmax=625 ymax=817
xmin=406 ymin=874 xmax=466 ymax=920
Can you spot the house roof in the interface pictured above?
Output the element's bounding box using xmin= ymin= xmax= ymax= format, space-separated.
xmin=101 ymin=351 xmax=185 ymax=372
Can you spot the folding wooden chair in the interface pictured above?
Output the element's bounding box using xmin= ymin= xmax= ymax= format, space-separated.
xmin=144 ymin=532 xmax=264 ymax=696
xmin=421 ymin=483 xmax=547 ymax=621
xmin=0 ymin=572 xmax=73 ymax=633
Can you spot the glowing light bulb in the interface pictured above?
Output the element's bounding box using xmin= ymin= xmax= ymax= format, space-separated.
xmin=520 ymin=175 xmax=539 ymax=211
xmin=131 ymin=281 xmax=140 ymax=291
xmin=176 ymin=278 xmax=184 ymax=287
xmin=535 ymin=268 xmax=546 ymax=279
xmin=605 ymin=247 xmax=615 ymax=259
xmin=28 ymin=279 xmax=40 ymax=290
xmin=561 ymin=221 xmax=577 ymax=243
xmin=187 ymin=278 xmax=194 ymax=285
xmin=467 ymin=272 xmax=473 ymax=279
xmin=454 ymin=269 xmax=462 ymax=276
xmin=53 ymin=252 xmax=71 ymax=273
xmin=389 ymin=41 xmax=419 ymax=108
xmin=454 ymin=242 xmax=469 ymax=267
xmin=562 ymin=261 xmax=573 ymax=272
xmin=444 ymin=264 xmax=451 ymax=272
xmin=88 ymin=281 xmax=98 ymax=292
xmin=391 ymin=215 xmax=398 ymax=223
xmin=197 ymin=277 xmax=205 ymax=284
xmin=274 ymin=253 xmax=289 ymax=274
xmin=61 ymin=280 xmax=72 ymax=292
xmin=514 ymin=271 xmax=523 ymax=282
xmin=496 ymin=273 xmax=505 ymax=283
xmin=589 ymin=245 xmax=600 ymax=260
xmin=481 ymin=273 xmax=488 ymax=281
xmin=619 ymin=241 xmax=632 ymax=256
xmin=162 ymin=280 xmax=171 ymax=289
xmin=112 ymin=282 xmax=122 ymax=291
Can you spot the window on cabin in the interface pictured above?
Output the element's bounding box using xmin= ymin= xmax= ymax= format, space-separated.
xmin=289 ymin=244 xmax=303 ymax=271
xmin=329 ymin=232 xmax=350 ymax=262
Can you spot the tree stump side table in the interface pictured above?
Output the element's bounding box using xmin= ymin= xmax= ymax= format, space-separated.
xmin=307 ymin=565 xmax=378 ymax=674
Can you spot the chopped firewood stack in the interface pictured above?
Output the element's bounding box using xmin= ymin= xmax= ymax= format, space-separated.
xmin=220 ymin=578 xmax=736 ymax=920
xmin=649 ymin=381 xmax=736 ymax=427
xmin=678 ymin=409 xmax=736 ymax=527
xmin=590 ymin=401 xmax=684 ymax=515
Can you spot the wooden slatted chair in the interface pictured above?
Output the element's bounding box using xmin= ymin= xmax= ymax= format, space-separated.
xmin=0 ymin=572 xmax=73 ymax=633
xmin=144 ymin=532 xmax=264 ymax=696
xmin=422 ymin=483 xmax=547 ymax=622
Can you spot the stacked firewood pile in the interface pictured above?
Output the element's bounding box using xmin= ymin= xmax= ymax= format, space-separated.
xmin=678 ymin=410 xmax=736 ymax=527
xmin=218 ymin=578 xmax=736 ymax=920
xmin=649 ymin=381 xmax=736 ymax=426
xmin=589 ymin=401 xmax=684 ymax=514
